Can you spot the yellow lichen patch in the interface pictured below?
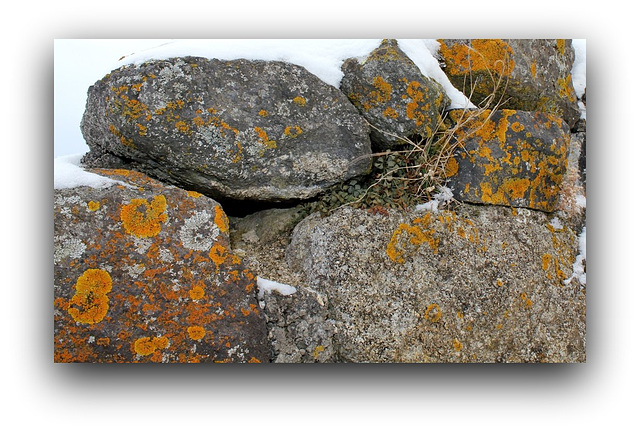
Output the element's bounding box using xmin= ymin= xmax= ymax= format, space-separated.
xmin=542 ymin=253 xmax=553 ymax=271
xmin=187 ymin=190 xmax=203 ymax=198
xmin=189 ymin=281 xmax=205 ymax=300
xmin=556 ymin=39 xmax=566 ymax=55
xmin=209 ymin=243 xmax=229 ymax=268
xmin=67 ymin=269 xmax=112 ymax=325
xmin=313 ymin=345 xmax=325 ymax=359
xmin=133 ymin=337 xmax=156 ymax=356
xmin=444 ymin=157 xmax=459 ymax=177
xmin=187 ymin=325 xmax=206 ymax=341
xmin=439 ymin=39 xmax=515 ymax=77
xmin=214 ymin=205 xmax=229 ymax=233
xmin=284 ymin=125 xmax=303 ymax=138
xmin=120 ymin=195 xmax=168 ymax=238
xmin=502 ymin=178 xmax=531 ymax=200
xmin=133 ymin=336 xmax=169 ymax=356
xmin=258 ymin=109 xmax=269 ymax=117
xmin=292 ymin=96 xmax=306 ymax=107
xmin=511 ymin=122 xmax=525 ymax=133
xmin=453 ymin=339 xmax=463 ymax=352
xmin=425 ymin=303 xmax=442 ymax=323
xmin=558 ymin=74 xmax=574 ymax=99
xmin=255 ymin=126 xmax=277 ymax=149
xmin=386 ymin=214 xmax=439 ymax=263
xmin=87 ymin=201 xmax=100 ymax=212
xmin=530 ymin=61 xmax=537 ymax=78
xmin=383 ymin=106 xmax=399 ymax=118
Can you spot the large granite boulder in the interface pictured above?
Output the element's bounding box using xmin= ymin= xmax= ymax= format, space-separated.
xmin=438 ymin=39 xmax=581 ymax=129
xmin=80 ymin=57 xmax=372 ymax=202
xmin=54 ymin=169 xmax=270 ymax=363
xmin=286 ymin=205 xmax=585 ymax=363
xmin=444 ymin=109 xmax=570 ymax=212
xmin=341 ymin=39 xmax=450 ymax=148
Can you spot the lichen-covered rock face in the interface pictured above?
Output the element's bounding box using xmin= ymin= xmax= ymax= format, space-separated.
xmin=286 ymin=205 xmax=585 ymax=363
xmin=341 ymin=39 xmax=450 ymax=149
xmin=80 ymin=57 xmax=372 ymax=202
xmin=438 ymin=39 xmax=580 ymax=129
xmin=444 ymin=109 xmax=570 ymax=212
xmin=54 ymin=169 xmax=269 ymax=363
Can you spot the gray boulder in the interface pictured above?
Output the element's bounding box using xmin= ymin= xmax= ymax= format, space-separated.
xmin=80 ymin=57 xmax=372 ymax=202
xmin=439 ymin=39 xmax=581 ymax=129
xmin=286 ymin=205 xmax=585 ymax=363
xmin=341 ymin=39 xmax=450 ymax=148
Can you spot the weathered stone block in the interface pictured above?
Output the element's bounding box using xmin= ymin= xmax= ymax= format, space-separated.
xmin=54 ymin=169 xmax=269 ymax=363
xmin=439 ymin=39 xmax=580 ymax=129
xmin=444 ymin=109 xmax=570 ymax=212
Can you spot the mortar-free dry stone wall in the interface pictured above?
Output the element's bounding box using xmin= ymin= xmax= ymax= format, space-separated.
xmin=55 ymin=39 xmax=586 ymax=363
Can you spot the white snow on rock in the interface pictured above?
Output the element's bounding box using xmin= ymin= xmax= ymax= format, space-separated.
xmin=256 ymin=276 xmax=298 ymax=299
xmin=54 ymin=153 xmax=128 ymax=190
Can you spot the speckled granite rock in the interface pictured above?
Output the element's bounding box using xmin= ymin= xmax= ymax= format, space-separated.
xmin=80 ymin=57 xmax=371 ymax=202
xmin=285 ymin=204 xmax=585 ymax=363
xmin=54 ymin=169 xmax=269 ymax=363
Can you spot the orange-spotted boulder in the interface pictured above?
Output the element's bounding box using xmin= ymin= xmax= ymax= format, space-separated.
xmin=54 ymin=168 xmax=269 ymax=363
xmin=340 ymin=39 xmax=450 ymax=149
xmin=438 ymin=39 xmax=580 ymax=129
xmin=80 ymin=57 xmax=371 ymax=202
xmin=444 ymin=109 xmax=570 ymax=212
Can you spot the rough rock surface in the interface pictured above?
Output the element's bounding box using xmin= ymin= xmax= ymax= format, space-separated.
xmin=54 ymin=169 xmax=269 ymax=363
xmin=285 ymin=205 xmax=586 ymax=363
xmin=438 ymin=39 xmax=580 ymax=129
xmin=444 ymin=109 xmax=570 ymax=212
xmin=80 ymin=57 xmax=371 ymax=201
xmin=341 ymin=39 xmax=450 ymax=148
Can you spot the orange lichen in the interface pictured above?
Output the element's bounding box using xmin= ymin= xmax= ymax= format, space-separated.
xmin=558 ymin=74 xmax=574 ymax=99
xmin=530 ymin=61 xmax=537 ymax=78
xmin=133 ymin=336 xmax=169 ymax=356
xmin=510 ymin=122 xmax=525 ymax=133
xmin=214 ymin=205 xmax=229 ymax=233
xmin=133 ymin=337 xmax=156 ymax=356
xmin=189 ymin=281 xmax=205 ymax=300
xmin=556 ymin=39 xmax=566 ymax=55
xmin=187 ymin=326 xmax=206 ymax=341
xmin=120 ymin=195 xmax=168 ymax=238
xmin=284 ymin=125 xmax=303 ymax=138
xmin=292 ymin=96 xmax=306 ymax=107
xmin=444 ymin=157 xmax=459 ymax=177
xmin=87 ymin=201 xmax=100 ymax=212
xmin=187 ymin=190 xmax=203 ymax=198
xmin=453 ymin=339 xmax=463 ymax=352
xmin=209 ymin=243 xmax=228 ymax=267
xmin=255 ymin=126 xmax=277 ymax=149
xmin=67 ymin=269 xmax=112 ymax=325
xmin=542 ymin=253 xmax=553 ymax=271
xmin=383 ymin=106 xmax=399 ymax=118
xmin=439 ymin=39 xmax=515 ymax=77
xmin=258 ymin=109 xmax=269 ymax=117
xmin=425 ymin=303 xmax=442 ymax=323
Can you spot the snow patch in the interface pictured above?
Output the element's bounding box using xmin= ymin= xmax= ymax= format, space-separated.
xmin=54 ymin=153 xmax=129 ymax=190
xmin=564 ymin=227 xmax=587 ymax=287
xmin=257 ymin=277 xmax=298 ymax=299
